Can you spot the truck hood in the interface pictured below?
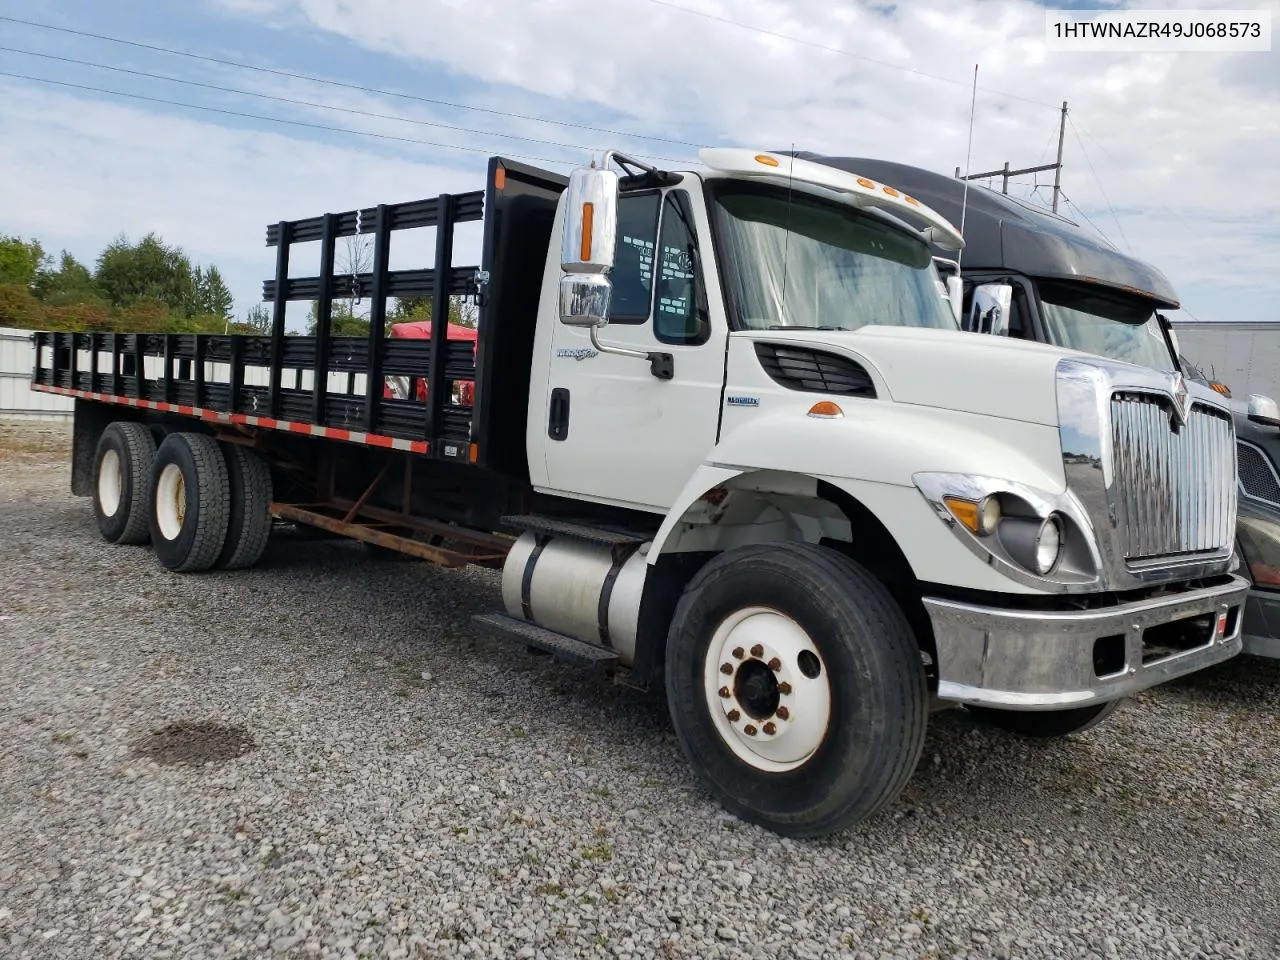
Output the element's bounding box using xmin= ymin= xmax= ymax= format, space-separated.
xmin=745 ymin=325 xmax=1086 ymax=427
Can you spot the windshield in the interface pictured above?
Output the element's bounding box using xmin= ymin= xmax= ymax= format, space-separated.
xmin=1037 ymin=279 xmax=1176 ymax=372
xmin=709 ymin=181 xmax=957 ymax=333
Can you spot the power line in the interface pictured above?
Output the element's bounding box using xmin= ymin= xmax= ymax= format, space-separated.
xmin=0 ymin=70 xmax=595 ymax=167
xmin=1069 ymin=118 xmax=1211 ymax=244
xmin=634 ymin=0 xmax=1062 ymax=110
xmin=0 ymin=15 xmax=706 ymax=148
xmin=0 ymin=46 xmax=693 ymax=164
xmin=1058 ymin=188 xmax=1119 ymax=251
xmin=1067 ymin=114 xmax=1131 ymax=254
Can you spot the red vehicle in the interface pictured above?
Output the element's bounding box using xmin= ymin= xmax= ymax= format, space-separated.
xmin=383 ymin=319 xmax=477 ymax=406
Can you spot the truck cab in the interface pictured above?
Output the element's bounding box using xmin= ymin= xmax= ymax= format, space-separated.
xmin=799 ymin=153 xmax=1278 ymax=662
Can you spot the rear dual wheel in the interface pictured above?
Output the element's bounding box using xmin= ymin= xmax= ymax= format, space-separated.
xmin=93 ymin=421 xmax=157 ymax=545
xmin=148 ymin=432 xmax=274 ymax=572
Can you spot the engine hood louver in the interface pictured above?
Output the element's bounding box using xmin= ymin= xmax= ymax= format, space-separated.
xmin=753 ymin=342 xmax=876 ymax=398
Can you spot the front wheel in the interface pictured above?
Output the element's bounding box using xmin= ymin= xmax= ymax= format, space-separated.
xmin=664 ymin=542 xmax=928 ymax=838
xmin=966 ymin=700 xmax=1121 ymax=738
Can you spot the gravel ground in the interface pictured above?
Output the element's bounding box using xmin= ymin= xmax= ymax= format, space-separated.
xmin=2 ymin=418 xmax=1278 ymax=960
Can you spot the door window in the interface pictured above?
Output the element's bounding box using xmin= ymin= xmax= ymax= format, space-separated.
xmin=610 ymin=192 xmax=659 ymax=323
xmin=654 ymin=191 xmax=708 ymax=345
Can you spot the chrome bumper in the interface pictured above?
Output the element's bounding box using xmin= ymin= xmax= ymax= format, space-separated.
xmin=924 ymin=575 xmax=1250 ymax=709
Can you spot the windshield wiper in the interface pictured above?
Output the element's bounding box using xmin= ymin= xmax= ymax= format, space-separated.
xmin=766 ymin=324 xmax=843 ymax=331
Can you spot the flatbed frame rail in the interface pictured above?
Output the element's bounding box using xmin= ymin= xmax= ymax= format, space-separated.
xmin=30 ymin=191 xmax=486 ymax=462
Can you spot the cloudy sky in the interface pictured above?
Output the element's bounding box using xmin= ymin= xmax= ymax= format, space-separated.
xmin=1 ymin=0 xmax=1276 ymax=329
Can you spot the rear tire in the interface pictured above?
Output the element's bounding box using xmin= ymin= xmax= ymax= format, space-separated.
xmin=92 ymin=421 xmax=156 ymax=545
xmin=966 ymin=700 xmax=1121 ymax=738
xmin=664 ymin=542 xmax=928 ymax=838
xmin=148 ymin=432 xmax=231 ymax=572
xmin=216 ymin=444 xmax=273 ymax=570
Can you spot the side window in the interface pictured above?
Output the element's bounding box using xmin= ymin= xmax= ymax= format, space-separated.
xmin=653 ymin=191 xmax=708 ymax=345
xmin=609 ymin=192 xmax=659 ymax=323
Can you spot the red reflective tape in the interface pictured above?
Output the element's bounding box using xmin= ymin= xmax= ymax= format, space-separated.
xmin=365 ymin=434 xmax=394 ymax=448
xmin=177 ymin=406 xmax=195 ymax=416
xmin=259 ymin=418 xmax=278 ymax=430
xmin=326 ymin=428 xmax=352 ymax=442
xmin=286 ymin=422 xmax=309 ymax=434
xmin=410 ymin=441 xmax=429 ymax=454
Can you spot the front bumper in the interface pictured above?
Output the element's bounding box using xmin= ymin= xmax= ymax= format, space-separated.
xmin=924 ymin=575 xmax=1250 ymax=709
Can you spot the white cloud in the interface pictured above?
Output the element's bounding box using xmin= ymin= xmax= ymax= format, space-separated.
xmin=0 ymin=81 xmax=489 ymax=327
xmin=2 ymin=0 xmax=1277 ymax=327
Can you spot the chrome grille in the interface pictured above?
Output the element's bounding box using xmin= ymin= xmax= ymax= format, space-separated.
xmin=1110 ymin=393 xmax=1235 ymax=562
xmin=1238 ymin=441 xmax=1280 ymax=507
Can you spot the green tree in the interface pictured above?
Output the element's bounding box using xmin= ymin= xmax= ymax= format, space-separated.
xmin=0 ymin=236 xmax=47 ymax=288
xmin=34 ymin=251 xmax=105 ymax=308
xmin=95 ymin=233 xmax=195 ymax=312
xmin=243 ymin=303 xmax=272 ymax=334
xmin=191 ymin=264 xmax=234 ymax=322
xmin=305 ymin=299 xmax=370 ymax=337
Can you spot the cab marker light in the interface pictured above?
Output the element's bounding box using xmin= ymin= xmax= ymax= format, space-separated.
xmin=807 ymin=401 xmax=844 ymax=419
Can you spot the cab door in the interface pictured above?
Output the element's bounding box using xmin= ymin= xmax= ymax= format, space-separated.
xmin=538 ymin=181 xmax=727 ymax=513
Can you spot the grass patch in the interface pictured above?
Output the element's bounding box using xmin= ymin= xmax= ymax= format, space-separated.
xmin=581 ymin=841 xmax=613 ymax=862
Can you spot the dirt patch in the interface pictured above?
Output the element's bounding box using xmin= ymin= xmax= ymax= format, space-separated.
xmin=130 ymin=721 xmax=256 ymax=767
xmin=0 ymin=420 xmax=72 ymax=462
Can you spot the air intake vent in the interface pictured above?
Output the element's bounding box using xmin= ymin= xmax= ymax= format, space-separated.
xmin=1239 ymin=441 xmax=1280 ymax=507
xmin=754 ymin=342 xmax=876 ymax=397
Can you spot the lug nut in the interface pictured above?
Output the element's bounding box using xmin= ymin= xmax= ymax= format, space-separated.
xmin=768 ymin=657 xmax=781 ymax=671
xmin=743 ymin=724 xmax=757 ymax=736
xmin=763 ymin=722 xmax=776 ymax=735
xmin=778 ymin=681 xmax=792 ymax=695
xmin=750 ymin=644 xmax=764 ymax=658
xmin=776 ymin=706 xmax=790 ymax=720
xmin=727 ymin=709 xmax=741 ymax=722
xmin=720 ymin=663 xmax=733 ymax=675
xmin=718 ymin=686 xmax=730 ymax=699
xmin=732 ymin=647 xmax=744 ymax=660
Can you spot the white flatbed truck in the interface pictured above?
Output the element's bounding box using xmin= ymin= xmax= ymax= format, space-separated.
xmin=31 ymin=147 xmax=1249 ymax=836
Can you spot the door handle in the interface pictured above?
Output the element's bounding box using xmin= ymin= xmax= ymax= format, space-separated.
xmin=548 ymin=387 xmax=570 ymax=441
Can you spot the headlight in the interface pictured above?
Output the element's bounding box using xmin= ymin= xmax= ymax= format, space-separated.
xmin=914 ymin=471 xmax=1101 ymax=592
xmin=997 ymin=512 xmax=1064 ymax=575
xmin=1033 ymin=515 xmax=1062 ymax=574
xmin=942 ymin=494 xmax=1001 ymax=537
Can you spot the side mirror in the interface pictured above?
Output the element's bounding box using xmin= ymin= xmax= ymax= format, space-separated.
xmin=966 ymin=283 xmax=1013 ymax=336
xmin=945 ymin=275 xmax=964 ymax=323
xmin=558 ymin=166 xmax=619 ymax=328
xmin=1248 ymin=394 xmax=1280 ymax=429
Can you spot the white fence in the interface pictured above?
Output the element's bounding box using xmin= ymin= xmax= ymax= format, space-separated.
xmin=0 ymin=325 xmax=74 ymax=420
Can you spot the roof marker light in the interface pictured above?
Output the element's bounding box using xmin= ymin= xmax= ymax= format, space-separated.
xmin=755 ymin=154 xmax=781 ymax=167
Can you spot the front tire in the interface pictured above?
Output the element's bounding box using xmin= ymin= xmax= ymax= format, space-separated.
xmin=966 ymin=700 xmax=1120 ymax=738
xmin=92 ymin=421 xmax=156 ymax=545
xmin=664 ymin=542 xmax=928 ymax=838
xmin=148 ymin=432 xmax=231 ymax=572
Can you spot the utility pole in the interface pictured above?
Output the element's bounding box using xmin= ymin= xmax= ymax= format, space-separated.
xmin=1051 ymin=101 xmax=1067 ymax=213
xmin=955 ymin=101 xmax=1069 ymax=211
